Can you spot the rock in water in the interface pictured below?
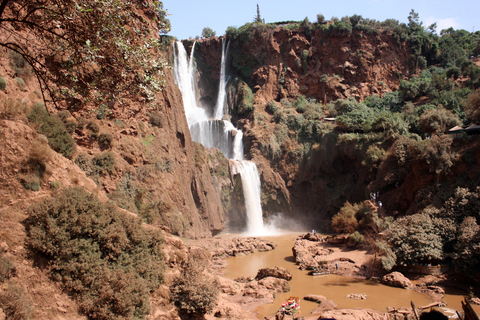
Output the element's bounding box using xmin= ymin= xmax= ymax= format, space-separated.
xmin=381 ymin=271 xmax=413 ymax=289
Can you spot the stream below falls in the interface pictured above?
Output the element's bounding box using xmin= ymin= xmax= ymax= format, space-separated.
xmin=222 ymin=233 xmax=479 ymax=319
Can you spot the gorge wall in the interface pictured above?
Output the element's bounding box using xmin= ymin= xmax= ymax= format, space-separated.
xmin=184 ymin=24 xmax=480 ymax=230
xmin=185 ymin=25 xmax=414 ymax=228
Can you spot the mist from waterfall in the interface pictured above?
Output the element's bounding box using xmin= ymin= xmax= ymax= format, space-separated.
xmin=174 ymin=40 xmax=266 ymax=236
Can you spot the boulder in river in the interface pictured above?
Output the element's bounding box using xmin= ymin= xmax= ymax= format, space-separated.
xmin=381 ymin=271 xmax=413 ymax=289
xmin=255 ymin=266 xmax=292 ymax=281
xmin=346 ymin=293 xmax=368 ymax=300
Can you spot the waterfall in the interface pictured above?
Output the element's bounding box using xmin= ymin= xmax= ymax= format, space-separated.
xmin=231 ymin=161 xmax=264 ymax=236
xmin=173 ymin=41 xmax=208 ymax=126
xmin=213 ymin=39 xmax=230 ymax=120
xmin=174 ymin=40 xmax=265 ymax=235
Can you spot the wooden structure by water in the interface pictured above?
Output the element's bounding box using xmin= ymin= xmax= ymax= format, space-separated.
xmin=462 ymin=298 xmax=480 ymax=320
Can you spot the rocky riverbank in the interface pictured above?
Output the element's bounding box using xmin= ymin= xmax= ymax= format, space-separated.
xmin=182 ymin=232 xmax=477 ymax=320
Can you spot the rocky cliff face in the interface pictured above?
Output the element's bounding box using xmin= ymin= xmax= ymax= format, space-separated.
xmin=187 ymin=25 xmax=413 ymax=227
xmin=193 ymin=26 xmax=411 ymax=108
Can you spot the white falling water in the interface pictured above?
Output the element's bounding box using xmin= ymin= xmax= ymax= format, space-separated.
xmin=213 ymin=39 xmax=230 ymax=120
xmin=174 ymin=40 xmax=265 ymax=235
xmin=231 ymin=161 xmax=264 ymax=236
xmin=173 ymin=42 xmax=208 ymax=126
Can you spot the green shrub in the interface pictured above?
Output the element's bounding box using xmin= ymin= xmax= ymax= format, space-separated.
xmin=331 ymin=201 xmax=359 ymax=234
xmin=0 ymin=252 xmax=16 ymax=282
xmin=49 ymin=180 xmax=61 ymax=190
xmin=236 ymin=81 xmax=254 ymax=114
xmin=386 ymin=213 xmax=451 ymax=266
xmin=0 ymin=76 xmax=6 ymax=91
xmin=348 ymin=231 xmax=365 ymax=246
xmin=302 ymin=50 xmax=309 ymax=73
xmin=86 ymin=120 xmax=99 ymax=138
xmin=15 ymin=77 xmax=26 ymax=91
xmin=327 ymin=19 xmax=352 ymax=36
xmin=171 ymin=252 xmax=218 ymax=316
xmin=9 ymin=50 xmax=32 ymax=76
xmin=272 ymin=109 xmax=286 ymax=124
xmin=92 ymin=151 xmax=115 ymax=174
xmin=25 ymin=187 xmax=165 ymax=320
xmin=293 ymin=95 xmax=308 ymax=113
xmin=21 ymin=174 xmax=40 ymax=191
xmin=0 ymin=282 xmax=34 ymax=320
xmin=98 ymin=133 xmax=113 ymax=149
xmin=74 ymin=153 xmax=93 ymax=174
xmin=148 ymin=110 xmax=164 ymax=128
xmin=280 ymin=98 xmax=292 ymax=108
xmin=28 ymin=105 xmax=76 ymax=159
xmin=363 ymin=144 xmax=386 ymax=168
xmin=266 ymin=101 xmax=279 ymax=115
xmin=317 ymin=14 xmax=326 ymax=24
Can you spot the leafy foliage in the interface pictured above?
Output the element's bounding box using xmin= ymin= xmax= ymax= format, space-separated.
xmin=27 ymin=105 xmax=76 ymax=158
xmin=331 ymin=201 xmax=359 ymax=234
xmin=0 ymin=282 xmax=34 ymax=320
xmin=202 ymin=27 xmax=216 ymax=38
xmin=25 ymin=187 xmax=165 ymax=319
xmin=0 ymin=252 xmax=16 ymax=282
xmin=386 ymin=213 xmax=450 ymax=266
xmin=419 ymin=106 xmax=462 ymax=134
xmin=171 ymin=250 xmax=219 ymax=316
xmin=235 ymin=80 xmax=254 ymax=114
xmin=465 ymin=88 xmax=480 ymax=122
xmin=0 ymin=0 xmax=171 ymax=109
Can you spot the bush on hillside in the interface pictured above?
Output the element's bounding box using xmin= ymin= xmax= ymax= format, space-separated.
xmin=0 ymin=281 xmax=34 ymax=320
xmin=331 ymin=201 xmax=359 ymax=234
xmin=348 ymin=231 xmax=365 ymax=246
xmin=0 ymin=76 xmax=6 ymax=91
xmin=28 ymin=105 xmax=76 ymax=159
xmin=171 ymin=250 xmax=218 ymax=316
xmin=98 ymin=133 xmax=113 ymax=149
xmin=148 ymin=110 xmax=164 ymax=128
xmin=385 ymin=213 xmax=454 ymax=266
xmin=92 ymin=151 xmax=115 ymax=174
xmin=236 ymin=81 xmax=254 ymax=114
xmin=419 ymin=106 xmax=462 ymax=135
xmin=25 ymin=187 xmax=165 ymax=319
xmin=0 ymin=252 xmax=16 ymax=282
xmin=465 ymin=88 xmax=480 ymax=122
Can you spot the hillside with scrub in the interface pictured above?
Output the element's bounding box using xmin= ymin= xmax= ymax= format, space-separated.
xmin=0 ymin=1 xmax=480 ymax=319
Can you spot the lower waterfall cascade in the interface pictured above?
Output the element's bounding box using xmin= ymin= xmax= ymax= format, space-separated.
xmin=174 ymin=40 xmax=267 ymax=235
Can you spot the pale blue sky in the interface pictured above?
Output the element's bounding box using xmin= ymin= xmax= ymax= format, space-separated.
xmin=162 ymin=0 xmax=479 ymax=40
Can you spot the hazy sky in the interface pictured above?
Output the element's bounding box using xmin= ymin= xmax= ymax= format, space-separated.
xmin=162 ymin=0 xmax=479 ymax=40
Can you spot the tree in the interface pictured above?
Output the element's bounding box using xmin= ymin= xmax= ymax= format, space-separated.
xmin=254 ymin=4 xmax=262 ymax=23
xmin=331 ymin=201 xmax=359 ymax=234
xmin=419 ymin=106 xmax=462 ymax=135
xmin=386 ymin=213 xmax=446 ymax=266
xmin=0 ymin=0 xmax=171 ymax=111
xmin=202 ymin=27 xmax=216 ymax=38
xmin=454 ymin=217 xmax=480 ymax=276
xmin=465 ymin=88 xmax=480 ymax=122
xmin=171 ymin=249 xmax=219 ymax=316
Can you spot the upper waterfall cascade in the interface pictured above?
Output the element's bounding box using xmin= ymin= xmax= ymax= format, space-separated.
xmin=174 ymin=40 xmax=266 ymax=235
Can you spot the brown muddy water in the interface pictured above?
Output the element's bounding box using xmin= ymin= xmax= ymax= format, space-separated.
xmin=222 ymin=233 xmax=478 ymax=319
